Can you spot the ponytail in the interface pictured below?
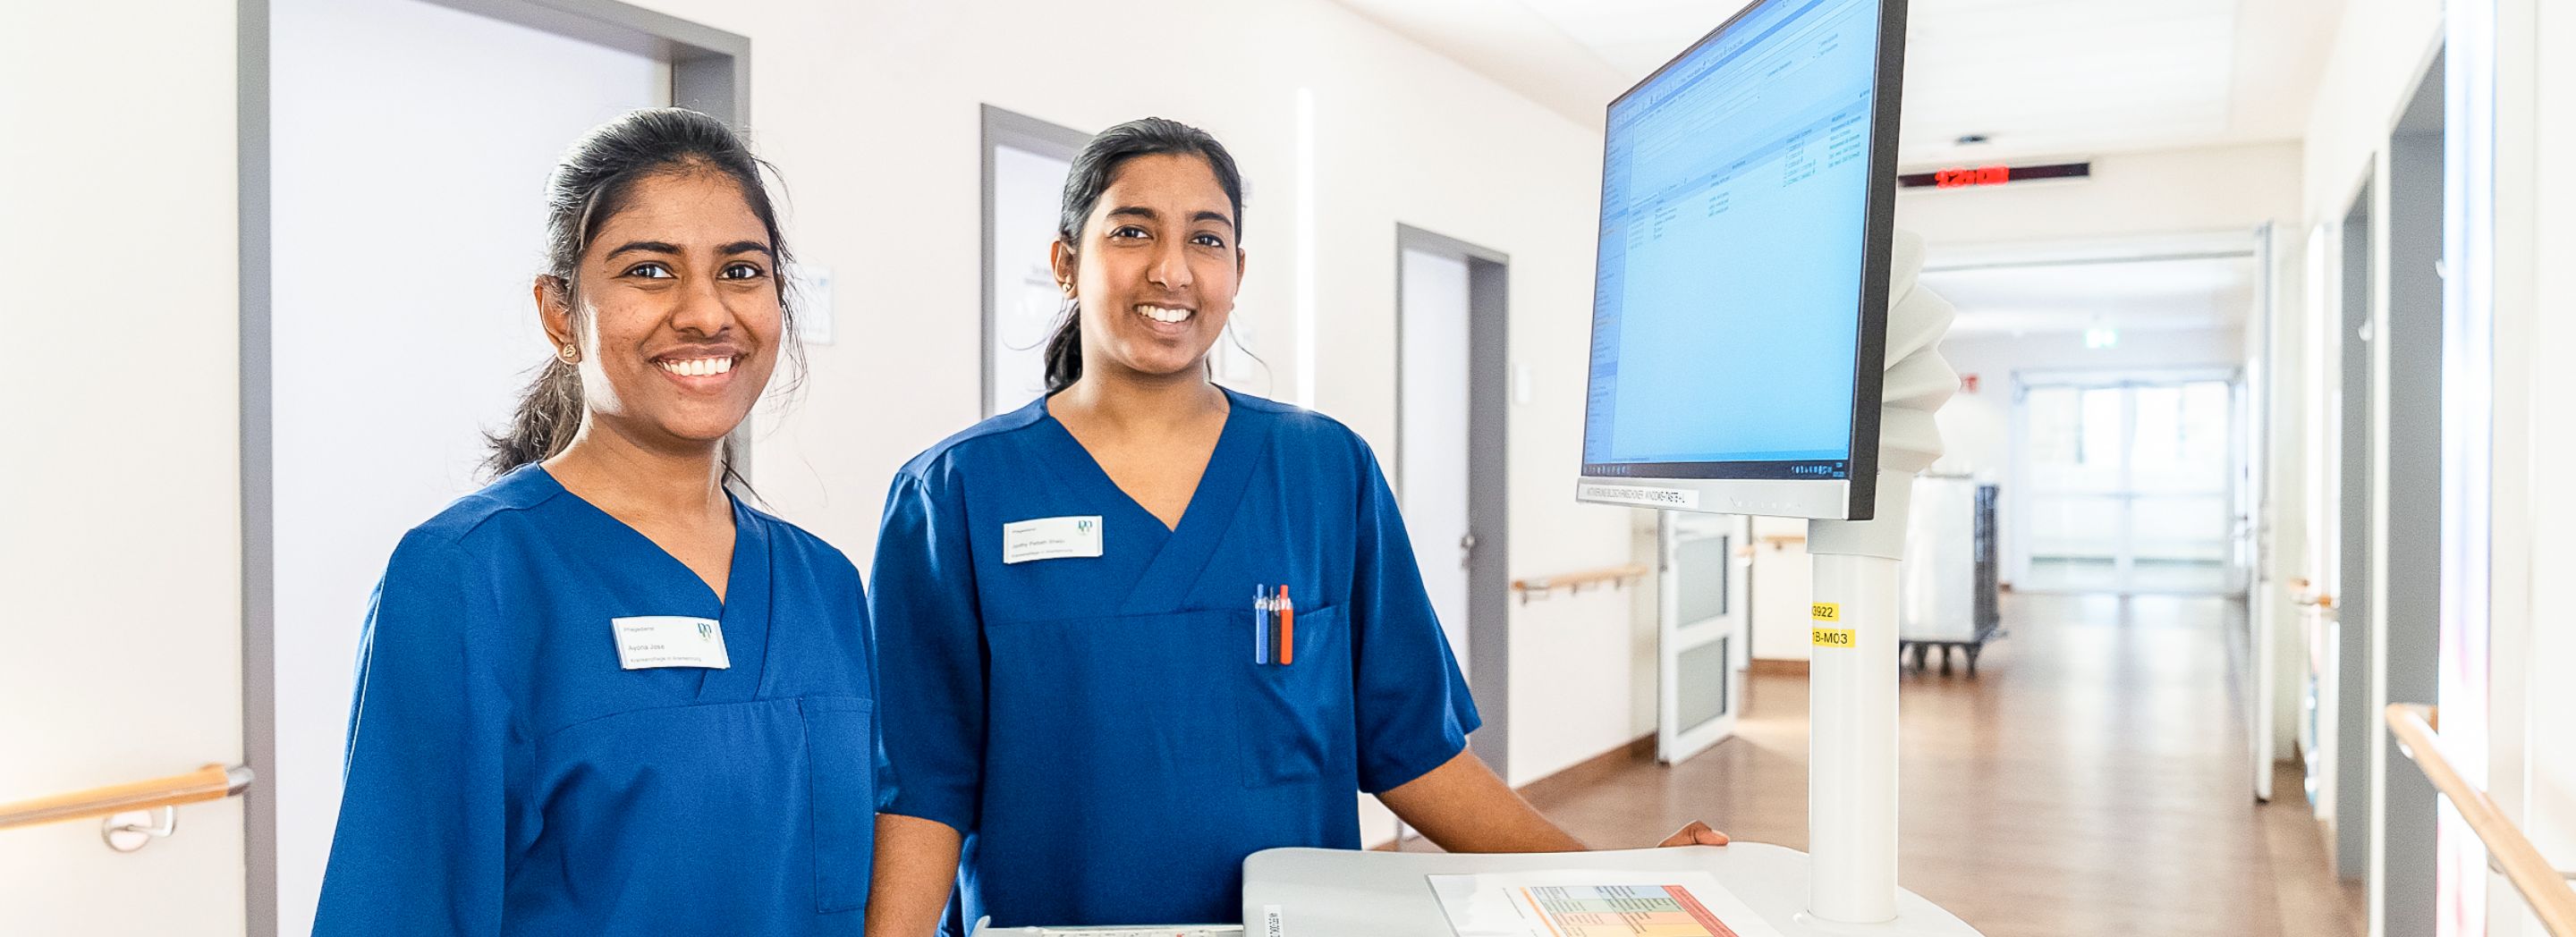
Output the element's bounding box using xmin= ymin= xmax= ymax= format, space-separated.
xmin=1040 ymin=301 xmax=1085 ymax=395
xmin=488 ymin=353 xmax=585 ymax=474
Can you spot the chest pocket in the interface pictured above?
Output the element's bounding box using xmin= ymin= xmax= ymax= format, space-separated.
xmin=1237 ymin=605 xmax=1349 ymax=788
xmin=801 ymin=695 xmax=876 ymax=915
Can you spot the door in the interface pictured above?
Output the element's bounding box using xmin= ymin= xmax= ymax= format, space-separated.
xmin=1658 ymin=511 xmax=1750 ymax=764
xmin=1399 ymin=248 xmax=1473 ymax=673
xmin=2017 ymin=375 xmax=2241 ymax=594
xmin=1379 ymin=226 xmax=1510 ymax=848
xmin=267 ymin=0 xmax=678 ymax=932
xmin=982 ymin=107 xmax=1091 ymax=417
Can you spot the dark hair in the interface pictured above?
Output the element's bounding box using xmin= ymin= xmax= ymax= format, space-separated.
xmin=485 ymin=107 xmax=800 ymax=478
xmin=1041 ymin=117 xmax=1246 ymax=395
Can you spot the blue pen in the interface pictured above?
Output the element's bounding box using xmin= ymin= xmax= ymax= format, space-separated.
xmin=1254 ymin=584 xmax=1270 ymax=664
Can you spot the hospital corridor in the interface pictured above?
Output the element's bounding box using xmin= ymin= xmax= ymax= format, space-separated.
xmin=4 ymin=0 xmax=2573 ymax=935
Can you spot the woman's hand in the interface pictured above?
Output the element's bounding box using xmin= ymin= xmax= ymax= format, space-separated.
xmin=1657 ymin=821 xmax=1730 ymax=848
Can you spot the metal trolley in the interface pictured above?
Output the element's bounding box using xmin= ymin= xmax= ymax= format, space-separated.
xmin=1897 ymin=478 xmax=2004 ymax=675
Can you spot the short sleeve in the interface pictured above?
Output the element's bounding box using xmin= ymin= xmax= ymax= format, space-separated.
xmin=869 ymin=468 xmax=987 ymax=835
xmin=1346 ymin=444 xmax=1482 ymax=793
xmin=313 ymin=530 xmax=513 ymax=935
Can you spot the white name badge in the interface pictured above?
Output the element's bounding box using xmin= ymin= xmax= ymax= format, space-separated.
xmin=1002 ymin=515 xmax=1104 ymax=564
xmin=611 ymin=615 xmax=732 ymax=670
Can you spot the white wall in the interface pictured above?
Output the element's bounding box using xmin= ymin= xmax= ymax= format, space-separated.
xmin=1747 ymin=517 xmax=1817 ymax=662
xmin=1896 ymin=142 xmax=2304 ymax=249
xmin=2495 ymin=1 xmax=2576 ymax=933
xmin=2301 ymin=0 xmax=2442 ymax=221
xmin=0 ymin=2 xmax=247 ymax=934
xmin=609 ymin=0 xmax=1639 ymax=789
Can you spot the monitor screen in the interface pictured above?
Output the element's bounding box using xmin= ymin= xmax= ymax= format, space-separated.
xmin=1578 ymin=0 xmax=1901 ymax=517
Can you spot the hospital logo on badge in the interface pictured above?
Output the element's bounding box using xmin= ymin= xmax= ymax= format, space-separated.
xmin=1077 ymin=519 xmax=1096 ymax=535
xmin=698 ymin=621 xmax=714 ymax=641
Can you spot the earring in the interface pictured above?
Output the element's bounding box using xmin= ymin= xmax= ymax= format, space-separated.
xmin=558 ymin=345 xmax=579 ymax=363
xmin=1060 ymin=283 xmax=1074 ymax=297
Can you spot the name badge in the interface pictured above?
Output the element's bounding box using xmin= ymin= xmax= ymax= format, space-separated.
xmin=611 ymin=616 xmax=732 ymax=670
xmin=1003 ymin=515 xmax=1104 ymax=564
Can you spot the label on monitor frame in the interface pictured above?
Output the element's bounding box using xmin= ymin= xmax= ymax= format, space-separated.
xmin=1577 ymin=484 xmax=1700 ymax=509
xmin=1813 ymin=628 xmax=1856 ymax=648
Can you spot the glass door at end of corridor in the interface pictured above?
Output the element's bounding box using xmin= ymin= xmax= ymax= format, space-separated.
xmin=2014 ymin=374 xmax=2241 ymax=595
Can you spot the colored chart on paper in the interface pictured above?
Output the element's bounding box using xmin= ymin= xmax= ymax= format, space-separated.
xmin=1512 ymin=884 xmax=1739 ymax=937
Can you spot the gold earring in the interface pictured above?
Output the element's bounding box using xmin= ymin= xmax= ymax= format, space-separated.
xmin=558 ymin=345 xmax=579 ymax=363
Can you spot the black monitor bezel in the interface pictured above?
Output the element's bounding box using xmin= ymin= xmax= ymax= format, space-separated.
xmin=1577 ymin=0 xmax=1910 ymax=519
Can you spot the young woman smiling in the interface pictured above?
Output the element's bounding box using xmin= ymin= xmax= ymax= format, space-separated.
xmin=867 ymin=117 xmax=1724 ymax=934
xmin=313 ymin=109 xmax=879 ymax=935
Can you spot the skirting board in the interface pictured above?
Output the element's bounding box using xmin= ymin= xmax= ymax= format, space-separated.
xmin=1748 ymin=659 xmax=1810 ymax=678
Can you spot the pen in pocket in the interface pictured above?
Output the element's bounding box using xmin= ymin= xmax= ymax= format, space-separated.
xmin=1254 ymin=584 xmax=1270 ymax=665
xmin=1277 ymin=586 xmax=1294 ymax=666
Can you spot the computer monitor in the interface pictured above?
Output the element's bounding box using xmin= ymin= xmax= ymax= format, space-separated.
xmin=1575 ymin=0 xmax=1908 ymax=520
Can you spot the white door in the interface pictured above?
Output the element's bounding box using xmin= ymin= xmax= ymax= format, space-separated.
xmin=0 ymin=4 xmax=247 ymax=933
xmin=1658 ymin=511 xmax=1749 ymax=764
xmin=988 ymin=144 xmax=1077 ymax=415
xmin=1398 ymin=249 xmax=1472 ymax=674
xmin=2246 ymin=224 xmax=2276 ymax=802
xmin=269 ymin=1 xmax=667 ymax=932
xmin=2301 ymin=224 xmax=2342 ymax=820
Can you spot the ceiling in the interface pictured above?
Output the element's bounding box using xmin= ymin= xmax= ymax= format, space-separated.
xmin=1330 ymin=0 xmax=2343 ymax=166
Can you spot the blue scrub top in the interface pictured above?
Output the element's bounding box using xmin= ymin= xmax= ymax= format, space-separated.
xmin=314 ymin=466 xmax=880 ymax=935
xmin=871 ymin=388 xmax=1479 ymax=930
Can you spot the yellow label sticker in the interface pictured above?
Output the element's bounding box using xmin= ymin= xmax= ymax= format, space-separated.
xmin=1813 ymin=628 xmax=1856 ymax=648
xmin=1811 ymin=603 xmax=1841 ymax=621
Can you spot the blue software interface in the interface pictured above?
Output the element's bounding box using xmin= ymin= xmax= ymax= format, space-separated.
xmin=1581 ymin=0 xmax=1881 ymax=479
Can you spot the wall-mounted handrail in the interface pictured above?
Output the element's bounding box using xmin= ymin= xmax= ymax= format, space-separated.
xmin=2291 ymin=577 xmax=2336 ymax=609
xmin=0 ymin=764 xmax=253 ymax=832
xmin=1511 ymin=563 xmax=1648 ymax=604
xmin=2385 ymin=704 xmax=2576 ymax=935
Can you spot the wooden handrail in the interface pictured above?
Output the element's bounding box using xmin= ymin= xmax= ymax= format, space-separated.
xmin=2291 ymin=577 xmax=2336 ymax=610
xmin=1511 ymin=563 xmax=1648 ymax=603
xmin=2385 ymin=705 xmax=2576 ymax=934
xmin=0 ymin=764 xmax=253 ymax=831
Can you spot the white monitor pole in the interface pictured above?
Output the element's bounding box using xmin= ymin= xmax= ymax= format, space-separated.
xmin=1805 ymin=230 xmax=1957 ymax=926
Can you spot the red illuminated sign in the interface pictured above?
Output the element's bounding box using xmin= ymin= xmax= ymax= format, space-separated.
xmin=1933 ymin=165 xmax=2010 ymax=189
xmin=1896 ymin=161 xmax=2093 ymax=191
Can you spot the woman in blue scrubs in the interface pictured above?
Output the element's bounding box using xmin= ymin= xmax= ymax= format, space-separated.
xmin=313 ymin=108 xmax=877 ymax=934
xmin=868 ymin=117 xmax=1724 ymax=933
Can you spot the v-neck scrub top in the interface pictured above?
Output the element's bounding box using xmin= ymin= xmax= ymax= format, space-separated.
xmin=313 ymin=467 xmax=881 ymax=935
xmin=871 ymin=389 xmax=1479 ymax=929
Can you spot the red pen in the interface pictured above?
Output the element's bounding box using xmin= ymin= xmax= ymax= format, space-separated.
xmin=1277 ymin=586 xmax=1295 ymax=666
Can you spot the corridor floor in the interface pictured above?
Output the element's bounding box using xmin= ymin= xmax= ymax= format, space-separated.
xmin=1479 ymin=593 xmax=2362 ymax=937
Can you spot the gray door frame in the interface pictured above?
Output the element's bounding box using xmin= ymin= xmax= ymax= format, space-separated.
xmin=237 ymin=3 xmax=746 ymax=933
xmin=2333 ymin=180 xmax=2375 ymax=882
xmin=2372 ymin=50 xmax=2445 ymax=937
xmin=980 ymin=106 xmax=1095 ymax=417
xmin=1394 ymin=224 xmax=1512 ymax=781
